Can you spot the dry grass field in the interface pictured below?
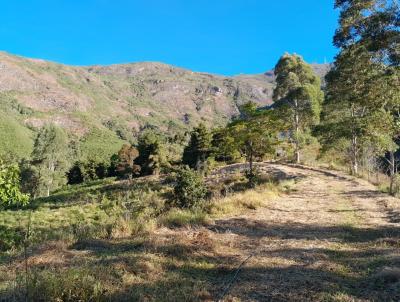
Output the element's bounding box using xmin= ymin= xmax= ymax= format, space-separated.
xmin=1 ymin=163 xmax=400 ymax=301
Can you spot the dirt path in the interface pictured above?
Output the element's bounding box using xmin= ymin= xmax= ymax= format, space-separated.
xmin=208 ymin=163 xmax=400 ymax=301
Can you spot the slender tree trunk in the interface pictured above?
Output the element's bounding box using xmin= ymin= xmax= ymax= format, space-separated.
xmin=389 ymin=151 xmax=395 ymax=195
xmin=249 ymin=148 xmax=253 ymax=177
xmin=46 ymin=160 xmax=55 ymax=197
xmin=350 ymin=106 xmax=358 ymax=175
xmin=246 ymin=140 xmax=254 ymax=176
xmin=351 ymin=134 xmax=358 ymax=175
xmin=294 ymin=100 xmax=300 ymax=164
xmin=248 ymin=143 xmax=256 ymax=187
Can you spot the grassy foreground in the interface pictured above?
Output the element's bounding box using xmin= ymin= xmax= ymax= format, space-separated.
xmin=0 ymin=170 xmax=288 ymax=301
xmin=1 ymin=163 xmax=399 ymax=301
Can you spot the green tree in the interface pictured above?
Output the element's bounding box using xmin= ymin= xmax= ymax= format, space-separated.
xmin=211 ymin=128 xmax=240 ymax=163
xmin=172 ymin=167 xmax=207 ymax=209
xmin=321 ymin=0 xmax=399 ymax=176
xmin=273 ymin=53 xmax=324 ymax=164
xmin=182 ymin=123 xmax=212 ymax=171
xmin=136 ymin=130 xmax=165 ymax=175
xmin=228 ymin=102 xmax=279 ymax=186
xmin=19 ymin=159 xmax=40 ymax=198
xmin=67 ymin=162 xmax=84 ymax=185
xmin=0 ymin=159 xmax=29 ymax=207
xmin=31 ymin=124 xmax=69 ymax=197
xmin=116 ymin=144 xmax=141 ymax=179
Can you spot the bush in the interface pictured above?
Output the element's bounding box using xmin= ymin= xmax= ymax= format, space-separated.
xmin=245 ymin=167 xmax=260 ymax=188
xmin=0 ymin=225 xmax=24 ymax=251
xmin=172 ymin=167 xmax=207 ymax=209
xmin=0 ymin=159 xmax=29 ymax=208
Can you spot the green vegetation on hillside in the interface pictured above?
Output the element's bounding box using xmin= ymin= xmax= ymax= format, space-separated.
xmin=0 ymin=111 xmax=33 ymax=159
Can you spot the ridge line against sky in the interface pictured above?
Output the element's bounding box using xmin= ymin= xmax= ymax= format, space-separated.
xmin=1 ymin=0 xmax=339 ymax=76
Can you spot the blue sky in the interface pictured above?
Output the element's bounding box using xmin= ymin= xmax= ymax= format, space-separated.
xmin=1 ymin=0 xmax=339 ymax=75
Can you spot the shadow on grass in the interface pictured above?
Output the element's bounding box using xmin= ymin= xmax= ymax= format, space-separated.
xmin=209 ymin=218 xmax=400 ymax=243
xmin=101 ymin=241 xmax=400 ymax=301
xmin=28 ymin=178 xmax=165 ymax=207
xmin=209 ymin=163 xmax=302 ymax=183
xmin=283 ymin=163 xmax=353 ymax=182
xmin=3 ymin=217 xmax=400 ymax=301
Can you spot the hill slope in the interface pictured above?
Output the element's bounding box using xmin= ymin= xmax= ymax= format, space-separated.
xmin=0 ymin=52 xmax=328 ymax=160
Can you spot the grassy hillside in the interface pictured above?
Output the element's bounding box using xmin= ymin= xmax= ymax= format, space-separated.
xmin=0 ymin=52 xmax=277 ymax=161
xmin=0 ymin=52 xmax=329 ymax=161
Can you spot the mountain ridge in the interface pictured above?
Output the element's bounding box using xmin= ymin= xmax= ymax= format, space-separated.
xmin=0 ymin=51 xmax=329 ymax=161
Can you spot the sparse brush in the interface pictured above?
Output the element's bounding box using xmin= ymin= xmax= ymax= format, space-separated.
xmin=160 ymin=208 xmax=209 ymax=227
xmin=210 ymin=181 xmax=285 ymax=216
xmin=15 ymin=269 xmax=106 ymax=302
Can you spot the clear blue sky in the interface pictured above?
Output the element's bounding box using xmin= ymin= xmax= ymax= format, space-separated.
xmin=1 ymin=0 xmax=339 ymax=75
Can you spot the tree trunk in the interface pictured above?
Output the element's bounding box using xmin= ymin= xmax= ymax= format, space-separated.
xmin=249 ymin=148 xmax=253 ymax=177
xmin=351 ymin=134 xmax=358 ymax=175
xmin=294 ymin=100 xmax=300 ymax=164
xmin=350 ymin=104 xmax=358 ymax=176
xmin=47 ymin=160 xmax=55 ymax=197
xmin=248 ymin=144 xmax=256 ymax=187
xmin=389 ymin=151 xmax=395 ymax=195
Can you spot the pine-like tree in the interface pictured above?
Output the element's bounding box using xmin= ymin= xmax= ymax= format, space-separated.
xmin=211 ymin=128 xmax=240 ymax=163
xmin=182 ymin=123 xmax=212 ymax=170
xmin=136 ymin=130 xmax=165 ymax=175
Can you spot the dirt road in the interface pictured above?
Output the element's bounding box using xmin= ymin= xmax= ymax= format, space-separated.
xmin=208 ymin=163 xmax=400 ymax=301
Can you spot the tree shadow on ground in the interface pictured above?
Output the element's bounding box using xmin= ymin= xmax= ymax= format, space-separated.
xmin=209 ymin=218 xmax=400 ymax=243
xmin=339 ymin=190 xmax=400 ymax=225
xmin=340 ymin=190 xmax=386 ymax=200
xmin=3 ymin=216 xmax=400 ymax=301
xmin=283 ymin=163 xmax=351 ymax=181
xmin=386 ymin=209 xmax=400 ymax=223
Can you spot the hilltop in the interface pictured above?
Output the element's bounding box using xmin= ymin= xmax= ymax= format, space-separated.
xmin=0 ymin=51 xmax=328 ymax=160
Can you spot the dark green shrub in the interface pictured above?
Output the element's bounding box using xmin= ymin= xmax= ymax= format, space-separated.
xmin=245 ymin=167 xmax=260 ymax=188
xmin=0 ymin=225 xmax=24 ymax=251
xmin=67 ymin=162 xmax=84 ymax=184
xmin=172 ymin=167 xmax=207 ymax=209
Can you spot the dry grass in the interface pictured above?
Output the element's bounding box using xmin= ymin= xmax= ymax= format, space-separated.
xmin=1 ymin=163 xmax=400 ymax=301
xmin=159 ymin=209 xmax=210 ymax=228
xmin=209 ymin=180 xmax=292 ymax=217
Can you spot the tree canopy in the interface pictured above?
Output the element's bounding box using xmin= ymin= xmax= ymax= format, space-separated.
xmin=273 ymin=53 xmax=324 ymax=163
xmin=31 ymin=124 xmax=69 ymax=197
